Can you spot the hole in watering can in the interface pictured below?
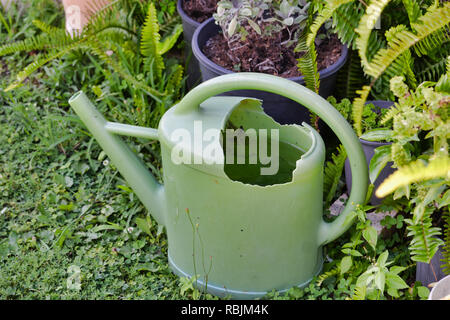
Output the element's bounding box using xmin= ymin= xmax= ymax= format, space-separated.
xmin=220 ymin=106 xmax=311 ymax=187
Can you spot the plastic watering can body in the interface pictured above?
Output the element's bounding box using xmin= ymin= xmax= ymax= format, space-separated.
xmin=69 ymin=73 xmax=368 ymax=299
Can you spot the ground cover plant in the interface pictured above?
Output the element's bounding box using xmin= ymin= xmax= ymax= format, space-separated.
xmin=0 ymin=0 xmax=194 ymax=300
xmin=0 ymin=0 xmax=448 ymax=300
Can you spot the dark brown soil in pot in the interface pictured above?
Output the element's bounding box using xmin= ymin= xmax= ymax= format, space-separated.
xmin=182 ymin=0 xmax=218 ymax=23
xmin=202 ymin=27 xmax=342 ymax=77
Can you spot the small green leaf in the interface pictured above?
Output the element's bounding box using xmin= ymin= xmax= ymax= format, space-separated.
xmin=360 ymin=129 xmax=393 ymax=142
xmin=134 ymin=263 xmax=159 ymax=273
xmin=374 ymin=271 xmax=386 ymax=292
xmin=377 ymin=250 xmax=389 ymax=267
xmin=91 ymin=223 xmax=123 ymax=233
xmin=362 ymin=226 xmax=378 ymax=250
xmin=58 ymin=203 xmax=75 ymax=211
xmin=340 ymin=256 xmax=353 ymax=274
xmin=386 ymin=272 xmax=408 ymax=290
xmin=283 ymin=17 xmax=294 ymax=26
xmin=342 ymin=248 xmax=363 ymax=257
xmin=389 ymin=265 xmax=406 ymax=275
xmin=228 ymin=17 xmax=238 ymax=36
xmin=246 ymin=19 xmax=261 ymax=35
xmin=135 ymin=216 xmax=153 ymax=236
xmin=417 ymin=286 xmax=430 ymax=299
xmin=157 ymin=24 xmax=183 ymax=55
xmin=369 ymin=145 xmax=391 ymax=184
xmin=65 ymin=176 xmax=74 ymax=188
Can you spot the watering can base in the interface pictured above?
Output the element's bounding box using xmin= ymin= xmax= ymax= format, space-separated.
xmin=168 ymin=254 xmax=323 ymax=300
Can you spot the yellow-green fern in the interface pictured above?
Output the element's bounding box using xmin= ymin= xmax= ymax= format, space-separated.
xmin=376 ymin=157 xmax=450 ymax=198
xmin=352 ymin=1 xmax=450 ymax=136
xmin=140 ymin=2 xmax=164 ymax=78
xmin=306 ymin=0 xmax=354 ymax=47
xmin=355 ymin=0 xmax=391 ymax=69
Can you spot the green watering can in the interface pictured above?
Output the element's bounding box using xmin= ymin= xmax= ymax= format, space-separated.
xmin=69 ymin=73 xmax=368 ymax=299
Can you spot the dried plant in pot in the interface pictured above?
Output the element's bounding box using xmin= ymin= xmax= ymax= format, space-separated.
xmin=192 ymin=0 xmax=348 ymax=125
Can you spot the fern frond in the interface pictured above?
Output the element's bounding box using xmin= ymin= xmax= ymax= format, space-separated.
xmin=352 ymin=85 xmax=372 ymax=136
xmin=158 ymin=24 xmax=183 ymax=55
xmin=331 ymin=1 xmax=365 ymax=49
xmin=89 ymin=38 xmax=164 ymax=101
xmin=165 ymin=64 xmax=184 ymax=96
xmin=376 ymin=157 xmax=450 ymax=198
xmin=316 ymin=266 xmax=340 ymax=286
xmin=32 ymin=19 xmax=63 ymax=35
xmin=401 ymin=0 xmax=422 ymax=25
xmin=355 ymin=0 xmax=391 ymax=69
xmin=351 ymin=285 xmax=366 ymax=300
xmin=380 ymin=104 xmax=401 ymax=124
xmin=140 ymin=2 xmax=164 ymax=78
xmin=385 ymin=25 xmax=417 ymax=88
xmin=415 ymin=53 xmax=448 ymax=83
xmin=406 ymin=210 xmax=444 ymax=263
xmin=435 ymin=55 xmax=450 ymax=94
xmin=362 ymin=3 xmax=450 ymax=78
xmin=323 ymin=144 xmax=347 ymax=208
xmin=306 ymin=0 xmax=354 ymax=47
xmin=4 ymin=42 xmax=83 ymax=92
xmin=0 ymin=30 xmax=75 ymax=56
xmin=296 ymin=35 xmax=320 ymax=94
xmin=296 ymin=33 xmax=320 ymax=128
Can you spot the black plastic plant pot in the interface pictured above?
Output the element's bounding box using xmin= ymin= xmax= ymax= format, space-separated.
xmin=177 ymin=0 xmax=202 ymax=89
xmin=344 ymin=101 xmax=395 ymax=206
xmin=192 ymin=17 xmax=349 ymax=125
xmin=417 ymin=247 xmax=448 ymax=289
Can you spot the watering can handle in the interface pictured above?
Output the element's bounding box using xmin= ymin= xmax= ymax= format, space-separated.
xmin=176 ymin=73 xmax=368 ymax=246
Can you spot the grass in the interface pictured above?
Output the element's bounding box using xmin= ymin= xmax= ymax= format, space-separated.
xmin=0 ymin=0 xmax=190 ymax=300
xmin=0 ymin=62 xmax=188 ymax=300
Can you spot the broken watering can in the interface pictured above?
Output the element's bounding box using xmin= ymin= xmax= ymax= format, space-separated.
xmin=68 ymin=73 xmax=368 ymax=299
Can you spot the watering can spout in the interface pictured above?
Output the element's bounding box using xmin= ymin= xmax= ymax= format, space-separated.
xmin=68 ymin=91 xmax=166 ymax=226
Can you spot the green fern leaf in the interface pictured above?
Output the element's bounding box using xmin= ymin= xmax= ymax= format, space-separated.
xmin=140 ymin=2 xmax=164 ymax=78
xmin=323 ymin=144 xmax=347 ymax=208
xmin=307 ymin=0 xmax=354 ymax=47
xmin=376 ymin=156 xmax=450 ymax=198
xmin=355 ymin=0 xmax=391 ymax=69
xmin=296 ymin=35 xmax=320 ymax=94
xmin=352 ymin=85 xmax=372 ymax=136
xmin=351 ymin=285 xmax=366 ymax=300
xmin=89 ymin=38 xmax=164 ymax=101
xmin=401 ymin=0 xmax=422 ymax=25
xmin=405 ymin=210 xmax=444 ymax=264
xmin=361 ymin=2 xmax=450 ymax=79
xmin=4 ymin=43 xmax=81 ymax=92
xmin=416 ymin=52 xmax=448 ymax=83
xmin=32 ymin=19 xmax=64 ymax=35
xmin=316 ymin=266 xmax=340 ymax=286
xmin=0 ymin=30 xmax=75 ymax=56
xmin=157 ymin=24 xmax=183 ymax=55
xmin=165 ymin=64 xmax=184 ymax=95
xmin=331 ymin=2 xmax=365 ymax=49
